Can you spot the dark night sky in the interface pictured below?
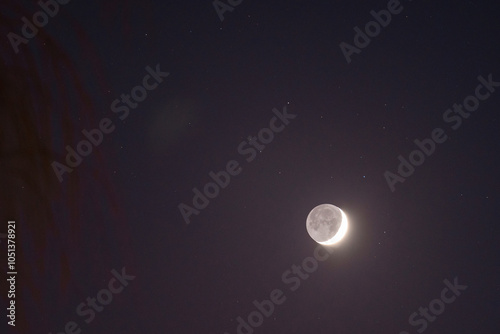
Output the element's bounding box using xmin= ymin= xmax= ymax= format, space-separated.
xmin=1 ymin=1 xmax=499 ymax=333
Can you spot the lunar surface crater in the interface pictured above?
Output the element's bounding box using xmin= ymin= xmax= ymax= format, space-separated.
xmin=306 ymin=204 xmax=347 ymax=244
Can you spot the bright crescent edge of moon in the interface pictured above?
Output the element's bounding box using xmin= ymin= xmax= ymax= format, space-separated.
xmin=318 ymin=208 xmax=348 ymax=245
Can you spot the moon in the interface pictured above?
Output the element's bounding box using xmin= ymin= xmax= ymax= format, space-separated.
xmin=306 ymin=204 xmax=348 ymax=245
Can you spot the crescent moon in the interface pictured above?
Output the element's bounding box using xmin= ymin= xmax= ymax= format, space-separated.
xmin=318 ymin=208 xmax=348 ymax=245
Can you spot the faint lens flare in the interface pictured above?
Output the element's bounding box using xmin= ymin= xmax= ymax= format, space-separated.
xmin=0 ymin=2 xmax=144 ymax=331
xmin=147 ymin=98 xmax=200 ymax=153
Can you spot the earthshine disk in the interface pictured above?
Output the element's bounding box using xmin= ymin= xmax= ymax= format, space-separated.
xmin=306 ymin=204 xmax=348 ymax=245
